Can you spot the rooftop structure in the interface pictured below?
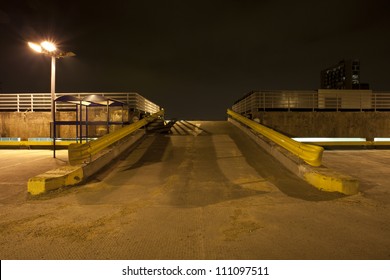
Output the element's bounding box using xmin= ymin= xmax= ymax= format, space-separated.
xmin=320 ymin=59 xmax=369 ymax=89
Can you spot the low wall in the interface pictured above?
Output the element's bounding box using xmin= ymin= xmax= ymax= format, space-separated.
xmin=254 ymin=111 xmax=390 ymax=139
xmin=0 ymin=108 xmax=133 ymax=139
xmin=1 ymin=112 xmax=54 ymax=139
xmin=3 ymin=110 xmax=390 ymax=140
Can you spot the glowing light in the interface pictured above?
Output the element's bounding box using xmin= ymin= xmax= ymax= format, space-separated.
xmin=41 ymin=41 xmax=56 ymax=52
xmin=293 ymin=137 xmax=366 ymax=142
xmin=374 ymin=138 xmax=390 ymax=142
xmin=28 ymin=42 xmax=42 ymax=53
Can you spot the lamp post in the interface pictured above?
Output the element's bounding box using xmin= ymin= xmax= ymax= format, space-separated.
xmin=28 ymin=41 xmax=75 ymax=157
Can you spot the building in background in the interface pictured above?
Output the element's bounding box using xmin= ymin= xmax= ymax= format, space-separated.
xmin=320 ymin=59 xmax=369 ymax=89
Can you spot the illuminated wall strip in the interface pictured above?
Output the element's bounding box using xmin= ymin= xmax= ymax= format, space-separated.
xmin=293 ymin=137 xmax=366 ymax=142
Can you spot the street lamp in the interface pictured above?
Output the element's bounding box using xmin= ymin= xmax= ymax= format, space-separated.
xmin=28 ymin=40 xmax=75 ymax=157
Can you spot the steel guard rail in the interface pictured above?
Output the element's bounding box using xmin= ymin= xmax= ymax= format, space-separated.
xmin=68 ymin=110 xmax=164 ymax=165
xmin=227 ymin=109 xmax=323 ymax=167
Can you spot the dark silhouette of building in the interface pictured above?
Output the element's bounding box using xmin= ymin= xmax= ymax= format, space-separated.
xmin=321 ymin=59 xmax=369 ymax=89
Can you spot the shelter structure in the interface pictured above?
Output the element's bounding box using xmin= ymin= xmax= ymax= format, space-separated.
xmin=53 ymin=94 xmax=126 ymax=157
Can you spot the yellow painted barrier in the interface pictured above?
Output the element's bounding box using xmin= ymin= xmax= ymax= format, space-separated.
xmin=27 ymin=165 xmax=84 ymax=195
xmin=68 ymin=110 xmax=164 ymax=165
xmin=0 ymin=141 xmax=74 ymax=147
xmin=227 ymin=109 xmax=324 ymax=167
xmin=303 ymin=170 xmax=358 ymax=195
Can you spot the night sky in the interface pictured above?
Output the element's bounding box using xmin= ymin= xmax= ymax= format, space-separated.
xmin=1 ymin=0 xmax=390 ymax=119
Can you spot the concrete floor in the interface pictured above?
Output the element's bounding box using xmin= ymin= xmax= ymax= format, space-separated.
xmin=322 ymin=149 xmax=390 ymax=204
xmin=0 ymin=149 xmax=68 ymax=203
xmin=0 ymin=121 xmax=389 ymax=259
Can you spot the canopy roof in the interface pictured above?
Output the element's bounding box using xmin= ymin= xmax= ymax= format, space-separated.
xmin=55 ymin=94 xmax=125 ymax=106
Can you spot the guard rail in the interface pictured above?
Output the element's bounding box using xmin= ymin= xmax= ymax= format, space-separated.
xmin=0 ymin=92 xmax=160 ymax=114
xmin=232 ymin=90 xmax=390 ymax=113
xmin=227 ymin=109 xmax=323 ymax=167
xmin=68 ymin=110 xmax=164 ymax=165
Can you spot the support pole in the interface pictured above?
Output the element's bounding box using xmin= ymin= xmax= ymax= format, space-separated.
xmin=51 ymin=56 xmax=56 ymax=158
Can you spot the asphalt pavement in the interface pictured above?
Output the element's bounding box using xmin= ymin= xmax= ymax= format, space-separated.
xmin=0 ymin=121 xmax=389 ymax=259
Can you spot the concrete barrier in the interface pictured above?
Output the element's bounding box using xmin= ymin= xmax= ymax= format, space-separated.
xmin=68 ymin=110 xmax=164 ymax=165
xmin=27 ymin=165 xmax=84 ymax=195
xmin=227 ymin=109 xmax=323 ymax=166
xmin=229 ymin=118 xmax=359 ymax=195
xmin=27 ymin=129 xmax=145 ymax=195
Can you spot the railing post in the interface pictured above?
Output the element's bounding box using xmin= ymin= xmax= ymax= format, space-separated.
xmin=312 ymin=91 xmax=315 ymax=112
xmin=31 ymin=94 xmax=34 ymax=112
xmin=17 ymin=94 xmax=20 ymax=112
xmin=288 ymin=94 xmax=290 ymax=112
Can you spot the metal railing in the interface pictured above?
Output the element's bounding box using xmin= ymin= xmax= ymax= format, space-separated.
xmin=227 ymin=109 xmax=324 ymax=167
xmin=68 ymin=109 xmax=164 ymax=165
xmin=0 ymin=92 xmax=160 ymax=114
xmin=232 ymin=90 xmax=390 ymax=114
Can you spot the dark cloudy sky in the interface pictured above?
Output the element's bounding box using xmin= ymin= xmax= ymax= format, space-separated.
xmin=1 ymin=0 xmax=390 ymax=119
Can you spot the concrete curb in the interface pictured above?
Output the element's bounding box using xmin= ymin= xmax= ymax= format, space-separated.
xmin=27 ymin=165 xmax=84 ymax=195
xmin=229 ymin=118 xmax=359 ymax=195
xmin=27 ymin=130 xmax=146 ymax=195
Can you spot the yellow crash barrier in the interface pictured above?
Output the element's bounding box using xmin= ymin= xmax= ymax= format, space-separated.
xmin=68 ymin=110 xmax=164 ymax=165
xmin=227 ymin=109 xmax=323 ymax=167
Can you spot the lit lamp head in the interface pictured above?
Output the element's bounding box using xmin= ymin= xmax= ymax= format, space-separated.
xmin=40 ymin=41 xmax=57 ymax=52
xmin=28 ymin=42 xmax=43 ymax=53
xmin=28 ymin=41 xmax=74 ymax=58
